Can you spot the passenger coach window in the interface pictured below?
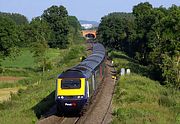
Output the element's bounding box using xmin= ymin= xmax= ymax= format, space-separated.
xmin=61 ymin=79 xmax=81 ymax=89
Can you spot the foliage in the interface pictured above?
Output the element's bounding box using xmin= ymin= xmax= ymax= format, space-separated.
xmin=42 ymin=5 xmax=69 ymax=48
xmin=133 ymin=3 xmax=180 ymax=87
xmin=0 ymin=5 xmax=82 ymax=60
xmin=0 ymin=12 xmax=28 ymax=25
xmin=97 ymin=3 xmax=180 ymax=88
xmin=59 ymin=45 xmax=86 ymax=65
xmin=0 ymin=16 xmax=18 ymax=57
xmin=22 ymin=17 xmax=52 ymax=73
xmin=97 ymin=12 xmax=135 ymax=53
xmin=68 ymin=16 xmax=81 ymax=33
xmin=31 ymin=41 xmax=49 ymax=73
xmin=68 ymin=16 xmax=82 ymax=45
xmin=21 ymin=17 xmax=51 ymax=47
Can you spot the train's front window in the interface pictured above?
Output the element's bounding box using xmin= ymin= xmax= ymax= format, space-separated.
xmin=61 ymin=79 xmax=81 ymax=89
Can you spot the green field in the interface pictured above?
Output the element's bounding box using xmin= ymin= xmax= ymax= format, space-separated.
xmin=1 ymin=48 xmax=60 ymax=68
xmin=0 ymin=48 xmax=63 ymax=89
xmin=111 ymin=51 xmax=180 ymax=124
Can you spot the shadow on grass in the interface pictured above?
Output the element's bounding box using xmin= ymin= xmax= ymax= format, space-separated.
xmin=110 ymin=51 xmax=151 ymax=77
xmin=24 ymin=67 xmax=38 ymax=72
xmin=127 ymin=62 xmax=150 ymax=77
xmin=32 ymin=91 xmax=56 ymax=119
xmin=32 ymin=91 xmax=81 ymax=119
xmin=0 ymin=67 xmax=37 ymax=77
xmin=110 ymin=52 xmax=138 ymax=64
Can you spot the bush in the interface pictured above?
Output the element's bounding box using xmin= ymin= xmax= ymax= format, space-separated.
xmin=59 ymin=45 xmax=85 ymax=65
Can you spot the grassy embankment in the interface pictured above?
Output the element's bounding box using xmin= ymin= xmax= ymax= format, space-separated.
xmin=0 ymin=38 xmax=87 ymax=124
xmin=110 ymin=51 xmax=180 ymax=124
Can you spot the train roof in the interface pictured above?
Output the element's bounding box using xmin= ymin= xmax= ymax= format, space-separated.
xmin=58 ymin=43 xmax=105 ymax=78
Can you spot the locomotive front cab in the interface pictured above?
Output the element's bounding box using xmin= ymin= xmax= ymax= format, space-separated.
xmin=56 ymin=70 xmax=87 ymax=112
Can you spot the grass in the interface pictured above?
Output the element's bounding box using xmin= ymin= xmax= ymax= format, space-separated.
xmin=1 ymin=48 xmax=60 ymax=69
xmin=0 ymin=80 xmax=54 ymax=123
xmin=111 ymin=51 xmax=180 ymax=124
xmin=0 ymin=39 xmax=87 ymax=124
xmin=1 ymin=48 xmax=35 ymax=68
xmin=45 ymin=48 xmax=61 ymax=60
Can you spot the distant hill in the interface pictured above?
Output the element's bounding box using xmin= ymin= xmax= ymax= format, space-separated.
xmin=79 ymin=20 xmax=99 ymax=27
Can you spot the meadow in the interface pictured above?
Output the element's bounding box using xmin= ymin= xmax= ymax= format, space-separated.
xmin=110 ymin=51 xmax=180 ymax=124
xmin=0 ymin=48 xmax=61 ymax=90
xmin=1 ymin=48 xmax=61 ymax=68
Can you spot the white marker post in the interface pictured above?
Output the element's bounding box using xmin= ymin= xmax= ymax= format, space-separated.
xmin=126 ymin=69 xmax=131 ymax=75
xmin=121 ymin=68 xmax=125 ymax=76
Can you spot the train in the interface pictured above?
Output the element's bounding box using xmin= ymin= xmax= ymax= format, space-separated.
xmin=55 ymin=42 xmax=106 ymax=113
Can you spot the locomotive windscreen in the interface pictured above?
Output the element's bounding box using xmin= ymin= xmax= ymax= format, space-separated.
xmin=61 ymin=79 xmax=81 ymax=89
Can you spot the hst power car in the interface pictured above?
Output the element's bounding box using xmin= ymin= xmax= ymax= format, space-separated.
xmin=55 ymin=43 xmax=105 ymax=112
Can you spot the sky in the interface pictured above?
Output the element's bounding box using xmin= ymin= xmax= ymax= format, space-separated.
xmin=0 ymin=0 xmax=179 ymax=22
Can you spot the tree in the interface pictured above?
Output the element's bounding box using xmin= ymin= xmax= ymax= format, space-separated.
xmin=68 ymin=16 xmax=81 ymax=33
xmin=0 ymin=16 xmax=18 ymax=57
xmin=97 ymin=12 xmax=135 ymax=53
xmin=42 ymin=5 xmax=69 ymax=48
xmin=27 ymin=17 xmax=52 ymax=73
xmin=68 ymin=16 xmax=82 ymax=44
xmin=97 ymin=2 xmax=180 ymax=88
xmin=0 ymin=12 xmax=28 ymax=25
xmin=31 ymin=41 xmax=49 ymax=73
xmin=161 ymin=53 xmax=180 ymax=88
xmin=132 ymin=2 xmax=154 ymax=64
xmin=22 ymin=17 xmax=52 ymax=47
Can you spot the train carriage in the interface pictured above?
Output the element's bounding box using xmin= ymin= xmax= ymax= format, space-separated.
xmin=55 ymin=43 xmax=106 ymax=112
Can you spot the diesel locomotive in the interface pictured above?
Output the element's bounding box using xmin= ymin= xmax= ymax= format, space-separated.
xmin=55 ymin=43 xmax=106 ymax=112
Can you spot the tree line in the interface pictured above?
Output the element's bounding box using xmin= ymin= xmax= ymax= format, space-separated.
xmin=97 ymin=2 xmax=180 ymax=89
xmin=0 ymin=5 xmax=81 ymax=72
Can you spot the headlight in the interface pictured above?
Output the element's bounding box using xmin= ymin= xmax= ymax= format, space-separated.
xmin=77 ymin=96 xmax=84 ymax=99
xmin=57 ymin=96 xmax=64 ymax=99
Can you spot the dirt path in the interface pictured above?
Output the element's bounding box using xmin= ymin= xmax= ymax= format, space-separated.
xmin=0 ymin=76 xmax=25 ymax=82
xmin=0 ymin=88 xmax=19 ymax=102
xmin=77 ymin=60 xmax=116 ymax=124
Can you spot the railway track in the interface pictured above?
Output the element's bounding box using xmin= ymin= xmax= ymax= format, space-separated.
xmin=76 ymin=60 xmax=116 ymax=124
xmin=100 ymin=61 xmax=117 ymax=124
xmin=101 ymin=73 xmax=116 ymax=124
xmin=60 ymin=117 xmax=79 ymax=124
xmin=38 ymin=114 xmax=79 ymax=124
